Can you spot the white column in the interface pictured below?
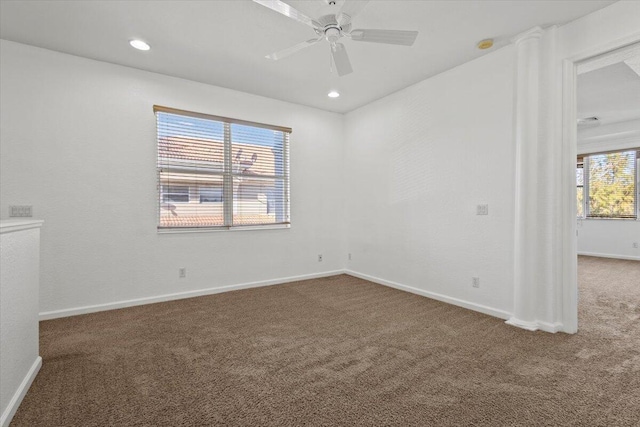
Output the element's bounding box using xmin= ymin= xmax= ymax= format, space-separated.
xmin=507 ymin=27 xmax=545 ymax=331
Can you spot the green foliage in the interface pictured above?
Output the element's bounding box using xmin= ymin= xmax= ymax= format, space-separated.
xmin=588 ymin=152 xmax=636 ymax=218
xmin=576 ymin=166 xmax=584 ymax=217
xmin=577 ymin=187 xmax=584 ymax=217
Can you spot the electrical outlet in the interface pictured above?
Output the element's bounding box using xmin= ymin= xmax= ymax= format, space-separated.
xmin=10 ymin=205 xmax=33 ymax=217
xmin=476 ymin=204 xmax=488 ymax=215
xmin=633 ymin=242 xmax=639 ymax=249
xmin=179 ymin=268 xmax=186 ymax=278
xmin=348 ymin=253 xmax=352 ymax=261
xmin=318 ymin=254 xmax=323 ymax=262
xmin=472 ymin=277 xmax=480 ymax=288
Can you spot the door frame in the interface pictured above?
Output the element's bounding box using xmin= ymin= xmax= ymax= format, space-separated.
xmin=560 ymin=33 xmax=640 ymax=333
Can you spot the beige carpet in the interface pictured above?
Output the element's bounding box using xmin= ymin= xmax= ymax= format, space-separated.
xmin=11 ymin=256 xmax=640 ymax=426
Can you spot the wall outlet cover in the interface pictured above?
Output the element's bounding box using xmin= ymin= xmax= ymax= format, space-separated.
xmin=476 ymin=204 xmax=489 ymax=215
xmin=9 ymin=205 xmax=33 ymax=217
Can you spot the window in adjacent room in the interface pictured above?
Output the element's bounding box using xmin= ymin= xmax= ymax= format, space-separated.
xmin=577 ymin=149 xmax=639 ymax=219
xmin=155 ymin=106 xmax=291 ymax=230
xmin=576 ymin=159 xmax=585 ymax=218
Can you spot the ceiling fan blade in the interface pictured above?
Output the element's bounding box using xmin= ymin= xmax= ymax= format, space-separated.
xmin=331 ymin=42 xmax=353 ymax=77
xmin=350 ymin=29 xmax=418 ymax=46
xmin=266 ymin=37 xmax=322 ymax=60
xmin=253 ymin=0 xmax=320 ymax=29
xmin=337 ymin=0 xmax=370 ymax=26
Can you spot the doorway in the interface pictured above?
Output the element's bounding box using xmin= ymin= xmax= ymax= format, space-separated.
xmin=563 ymin=41 xmax=640 ymax=333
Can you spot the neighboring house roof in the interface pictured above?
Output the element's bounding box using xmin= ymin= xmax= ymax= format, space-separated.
xmin=158 ymin=136 xmax=282 ymax=228
xmin=159 ymin=136 xmax=278 ymax=176
xmin=159 ymin=214 xmax=277 ymax=228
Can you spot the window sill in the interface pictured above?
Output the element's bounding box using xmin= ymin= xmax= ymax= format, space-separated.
xmin=577 ymin=217 xmax=638 ymax=221
xmin=157 ymin=224 xmax=291 ymax=234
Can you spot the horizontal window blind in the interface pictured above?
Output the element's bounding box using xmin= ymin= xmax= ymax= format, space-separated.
xmin=576 ymin=163 xmax=584 ymax=218
xmin=156 ymin=106 xmax=291 ymax=230
xmin=577 ymin=149 xmax=638 ymax=219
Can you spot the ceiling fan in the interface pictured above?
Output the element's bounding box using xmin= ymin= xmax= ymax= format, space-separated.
xmin=253 ymin=0 xmax=419 ymax=77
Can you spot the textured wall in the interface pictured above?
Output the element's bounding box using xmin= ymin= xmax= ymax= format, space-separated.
xmin=0 ymin=40 xmax=346 ymax=315
xmin=344 ymin=46 xmax=516 ymax=316
xmin=578 ymin=220 xmax=640 ymax=260
xmin=0 ymin=222 xmax=41 ymax=423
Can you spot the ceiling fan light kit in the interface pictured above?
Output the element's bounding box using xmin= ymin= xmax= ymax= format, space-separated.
xmin=253 ymin=0 xmax=419 ymax=77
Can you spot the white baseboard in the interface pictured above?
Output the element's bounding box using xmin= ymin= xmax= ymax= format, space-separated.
xmin=39 ymin=270 xmax=346 ymax=321
xmin=537 ymin=321 xmax=563 ymax=333
xmin=40 ymin=269 xmax=568 ymax=334
xmin=0 ymin=356 xmax=41 ymax=427
xmin=345 ymin=270 xmax=511 ymax=321
xmin=505 ymin=317 xmax=539 ymax=331
xmin=578 ymin=251 xmax=640 ymax=261
xmin=506 ymin=318 xmax=563 ymax=333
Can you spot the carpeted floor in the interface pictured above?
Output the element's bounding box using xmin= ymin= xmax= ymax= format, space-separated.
xmin=11 ymin=256 xmax=640 ymax=426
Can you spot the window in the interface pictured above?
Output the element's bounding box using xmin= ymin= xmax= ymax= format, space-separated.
xmin=155 ymin=106 xmax=291 ymax=230
xmin=577 ymin=149 xmax=639 ymax=219
xmin=576 ymin=162 xmax=584 ymax=218
xmin=161 ymin=185 xmax=190 ymax=203
xmin=199 ymin=186 xmax=222 ymax=203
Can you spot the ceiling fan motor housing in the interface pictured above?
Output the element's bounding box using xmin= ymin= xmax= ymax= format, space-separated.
xmin=325 ymin=27 xmax=341 ymax=43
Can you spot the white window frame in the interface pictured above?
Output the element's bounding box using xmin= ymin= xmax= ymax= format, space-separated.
xmin=155 ymin=105 xmax=291 ymax=232
xmin=577 ymin=148 xmax=639 ymax=220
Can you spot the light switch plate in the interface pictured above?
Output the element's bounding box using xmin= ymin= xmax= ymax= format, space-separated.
xmin=10 ymin=205 xmax=33 ymax=217
xmin=476 ymin=204 xmax=489 ymax=215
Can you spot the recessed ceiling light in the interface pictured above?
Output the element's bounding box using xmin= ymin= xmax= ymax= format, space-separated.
xmin=327 ymin=91 xmax=340 ymax=98
xmin=477 ymin=39 xmax=494 ymax=50
xmin=129 ymin=39 xmax=150 ymax=51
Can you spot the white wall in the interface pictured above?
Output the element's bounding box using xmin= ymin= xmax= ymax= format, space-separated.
xmin=577 ymin=219 xmax=640 ymax=260
xmin=557 ymin=1 xmax=640 ymax=61
xmin=578 ymin=119 xmax=640 ymax=155
xmin=0 ymin=221 xmax=42 ymax=426
xmin=344 ymin=45 xmax=516 ymax=317
xmin=577 ymin=122 xmax=640 ymax=261
xmin=342 ymin=0 xmax=640 ymax=328
xmin=0 ymin=40 xmax=346 ymax=316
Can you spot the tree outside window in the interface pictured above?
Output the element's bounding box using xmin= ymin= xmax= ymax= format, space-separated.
xmin=577 ymin=150 xmax=638 ymax=219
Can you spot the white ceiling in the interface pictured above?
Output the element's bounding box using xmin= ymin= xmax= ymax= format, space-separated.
xmin=578 ymin=60 xmax=640 ymax=126
xmin=0 ymin=0 xmax=615 ymax=113
xmin=577 ymin=55 xmax=640 ymax=147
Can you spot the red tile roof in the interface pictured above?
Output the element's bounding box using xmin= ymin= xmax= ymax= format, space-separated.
xmin=159 ymin=136 xmax=277 ymax=175
xmin=159 ymin=214 xmax=279 ymax=228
